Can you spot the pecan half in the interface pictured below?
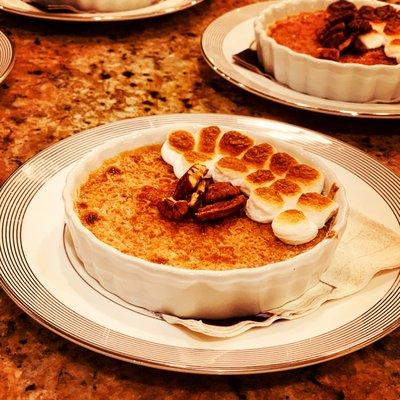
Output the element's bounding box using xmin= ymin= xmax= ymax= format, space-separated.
xmin=327 ymin=0 xmax=357 ymax=15
xmin=321 ymin=31 xmax=347 ymax=48
xmin=327 ymin=11 xmax=355 ymax=26
xmin=195 ymin=195 xmax=246 ymax=222
xmin=173 ymin=164 xmax=208 ymax=200
xmin=338 ymin=36 xmax=354 ymax=52
xmin=347 ymin=18 xmax=372 ymax=35
xmin=352 ymin=37 xmax=368 ymax=53
xmin=188 ymin=179 xmax=208 ymax=209
xmin=384 ymin=17 xmax=400 ymax=35
xmin=358 ymin=6 xmax=378 ymax=22
xmin=158 ymin=197 xmax=189 ymax=220
xmin=318 ymin=22 xmax=346 ymax=42
xmin=375 ymin=5 xmax=397 ymax=21
xmin=319 ymin=47 xmax=340 ymax=60
xmin=203 ymin=182 xmax=242 ymax=204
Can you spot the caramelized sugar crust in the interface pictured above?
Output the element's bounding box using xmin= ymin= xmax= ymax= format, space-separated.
xmin=76 ymin=145 xmax=327 ymax=271
xmin=269 ymin=11 xmax=396 ymax=65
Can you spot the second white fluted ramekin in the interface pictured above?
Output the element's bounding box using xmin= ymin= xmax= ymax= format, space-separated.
xmin=255 ymin=0 xmax=400 ymax=102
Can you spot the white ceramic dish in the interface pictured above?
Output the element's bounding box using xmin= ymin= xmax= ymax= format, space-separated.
xmin=255 ymin=0 xmax=400 ymax=102
xmin=63 ymin=123 xmax=348 ymax=319
xmin=0 ymin=114 xmax=399 ymax=373
xmin=0 ymin=0 xmax=205 ymax=21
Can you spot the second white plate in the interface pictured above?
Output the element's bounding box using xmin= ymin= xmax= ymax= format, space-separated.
xmin=0 ymin=0 xmax=205 ymax=21
xmin=201 ymin=1 xmax=400 ymax=118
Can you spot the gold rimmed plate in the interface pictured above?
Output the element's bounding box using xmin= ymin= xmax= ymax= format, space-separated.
xmin=0 ymin=0 xmax=205 ymax=21
xmin=0 ymin=30 xmax=15 ymax=84
xmin=0 ymin=114 xmax=399 ymax=374
xmin=201 ymin=1 xmax=400 ymax=118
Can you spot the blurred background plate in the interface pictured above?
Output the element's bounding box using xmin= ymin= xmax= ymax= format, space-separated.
xmin=0 ymin=30 xmax=15 ymax=84
xmin=0 ymin=0 xmax=205 ymax=21
xmin=201 ymin=1 xmax=400 ymax=118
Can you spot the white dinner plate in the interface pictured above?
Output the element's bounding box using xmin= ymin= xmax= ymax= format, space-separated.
xmin=0 ymin=0 xmax=205 ymax=21
xmin=0 ymin=30 xmax=15 ymax=84
xmin=0 ymin=113 xmax=399 ymax=374
xmin=201 ymin=1 xmax=400 ymax=118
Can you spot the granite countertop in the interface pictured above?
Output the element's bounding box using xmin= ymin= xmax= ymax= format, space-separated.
xmin=0 ymin=0 xmax=399 ymax=398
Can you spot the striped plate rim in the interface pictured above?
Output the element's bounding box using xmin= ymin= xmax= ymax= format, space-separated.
xmin=0 ymin=114 xmax=399 ymax=374
xmin=200 ymin=1 xmax=400 ymax=119
xmin=0 ymin=30 xmax=15 ymax=83
xmin=0 ymin=0 xmax=206 ymax=22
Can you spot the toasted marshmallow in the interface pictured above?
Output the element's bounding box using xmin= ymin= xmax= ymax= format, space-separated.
xmin=197 ymin=126 xmax=221 ymax=154
xmin=218 ymin=130 xmax=254 ymax=157
xmin=241 ymin=143 xmax=275 ymax=168
xmin=270 ymin=179 xmax=302 ymax=209
xmin=161 ymin=130 xmax=196 ymax=173
xmin=297 ymin=192 xmax=339 ymax=229
xmin=268 ymin=152 xmax=298 ymax=176
xmin=245 ymin=187 xmax=284 ymax=223
xmin=371 ymin=22 xmax=385 ymax=35
xmin=359 ymin=21 xmax=400 ymax=63
xmin=212 ymin=156 xmax=248 ymax=186
xmin=272 ymin=210 xmax=318 ymax=245
xmin=242 ymin=169 xmax=276 ymax=195
xmin=385 ymin=39 xmax=400 ymax=63
xmin=359 ymin=30 xmax=386 ymax=49
xmin=285 ymin=164 xmax=324 ymax=193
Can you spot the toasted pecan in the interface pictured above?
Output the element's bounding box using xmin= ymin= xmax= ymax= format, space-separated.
xmin=173 ymin=164 xmax=208 ymax=200
xmin=327 ymin=0 xmax=357 ymax=15
xmin=158 ymin=197 xmax=189 ymax=220
xmin=203 ymin=182 xmax=242 ymax=204
xmin=188 ymin=179 xmax=208 ymax=209
xmin=195 ymin=195 xmax=246 ymax=222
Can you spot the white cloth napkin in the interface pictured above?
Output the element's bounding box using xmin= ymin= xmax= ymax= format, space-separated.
xmin=162 ymin=209 xmax=400 ymax=337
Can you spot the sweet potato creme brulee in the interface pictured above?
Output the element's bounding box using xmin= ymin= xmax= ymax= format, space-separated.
xmin=75 ymin=145 xmax=327 ymax=271
xmin=269 ymin=10 xmax=396 ymax=65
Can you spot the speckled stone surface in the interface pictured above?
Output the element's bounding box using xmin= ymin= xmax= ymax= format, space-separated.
xmin=0 ymin=0 xmax=399 ymax=398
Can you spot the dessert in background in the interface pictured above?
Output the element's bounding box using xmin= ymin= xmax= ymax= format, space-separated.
xmin=269 ymin=0 xmax=400 ymax=64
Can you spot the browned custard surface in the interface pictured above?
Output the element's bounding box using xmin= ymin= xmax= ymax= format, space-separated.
xmin=269 ymin=11 xmax=396 ymax=65
xmin=75 ymin=145 xmax=327 ymax=271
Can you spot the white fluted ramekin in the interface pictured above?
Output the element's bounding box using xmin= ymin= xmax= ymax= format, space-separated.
xmin=63 ymin=124 xmax=349 ymax=319
xmin=255 ymin=0 xmax=400 ymax=102
xmin=38 ymin=0 xmax=158 ymax=12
